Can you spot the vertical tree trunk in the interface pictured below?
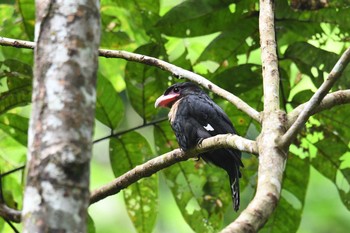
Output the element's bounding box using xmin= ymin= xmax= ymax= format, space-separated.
xmin=22 ymin=0 xmax=100 ymax=232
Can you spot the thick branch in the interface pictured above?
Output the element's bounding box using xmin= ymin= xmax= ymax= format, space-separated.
xmin=288 ymin=90 xmax=350 ymax=127
xmin=279 ymin=47 xmax=350 ymax=147
xmin=222 ymin=1 xmax=286 ymax=232
xmin=0 ymin=204 xmax=21 ymax=223
xmin=90 ymin=134 xmax=258 ymax=204
xmin=0 ymin=36 xmax=260 ymax=122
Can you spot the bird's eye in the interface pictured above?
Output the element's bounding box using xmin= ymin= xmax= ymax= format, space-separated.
xmin=173 ymin=87 xmax=180 ymax=93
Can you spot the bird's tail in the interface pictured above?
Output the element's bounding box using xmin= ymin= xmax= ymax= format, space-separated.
xmin=228 ymin=164 xmax=241 ymax=212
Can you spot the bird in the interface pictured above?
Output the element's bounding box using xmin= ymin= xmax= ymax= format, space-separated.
xmin=155 ymin=82 xmax=243 ymax=211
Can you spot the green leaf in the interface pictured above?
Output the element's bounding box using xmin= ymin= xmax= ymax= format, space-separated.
xmin=110 ymin=132 xmax=158 ymax=233
xmin=276 ymin=0 xmax=350 ymax=33
xmin=211 ymin=64 xmax=263 ymax=134
xmin=0 ymin=85 xmax=32 ymax=115
xmin=95 ymin=74 xmax=124 ymax=129
xmin=17 ymin=0 xmax=35 ymax=40
xmin=125 ymin=43 xmax=169 ymax=121
xmin=0 ymin=59 xmax=32 ymax=114
xmin=87 ymin=214 xmax=96 ymax=233
xmin=155 ymin=0 xmax=234 ymax=37
xmin=284 ymin=42 xmax=350 ymax=88
xmin=197 ymin=17 xmax=258 ymax=64
xmin=154 ymin=122 xmax=231 ymax=232
xmin=311 ymin=126 xmax=350 ymax=210
xmin=262 ymin=155 xmax=310 ymax=233
xmin=0 ymin=113 xmax=28 ymax=146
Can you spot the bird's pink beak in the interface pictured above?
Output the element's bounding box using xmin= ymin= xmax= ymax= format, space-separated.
xmin=154 ymin=93 xmax=179 ymax=108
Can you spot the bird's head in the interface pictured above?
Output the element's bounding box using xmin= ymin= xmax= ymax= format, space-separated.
xmin=155 ymin=82 xmax=202 ymax=108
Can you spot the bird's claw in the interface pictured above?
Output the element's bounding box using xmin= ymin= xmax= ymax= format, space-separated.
xmin=197 ymin=138 xmax=204 ymax=147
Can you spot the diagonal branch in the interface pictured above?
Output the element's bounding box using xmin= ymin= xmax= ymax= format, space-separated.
xmin=89 ymin=134 xmax=258 ymax=205
xmin=0 ymin=36 xmax=261 ymax=122
xmin=279 ymin=47 xmax=350 ymax=147
xmin=0 ymin=204 xmax=22 ymax=223
xmin=287 ymin=90 xmax=350 ymax=127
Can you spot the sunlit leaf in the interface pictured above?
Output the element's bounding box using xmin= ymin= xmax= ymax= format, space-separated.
xmin=284 ymin=42 xmax=350 ymax=88
xmin=0 ymin=113 xmax=28 ymax=146
xmin=17 ymin=0 xmax=35 ymax=40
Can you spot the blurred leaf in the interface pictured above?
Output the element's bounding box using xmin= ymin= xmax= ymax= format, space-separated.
xmin=262 ymin=155 xmax=310 ymax=233
xmin=312 ymin=127 xmax=350 ymax=210
xmin=316 ymin=106 xmax=350 ymax=144
xmin=172 ymin=49 xmax=193 ymax=72
xmin=290 ymin=90 xmax=313 ymax=108
xmin=17 ymin=0 xmax=35 ymax=41
xmin=154 ymin=121 xmax=231 ymax=232
xmin=211 ymin=64 xmax=262 ymax=134
xmin=125 ymin=43 xmax=169 ymax=122
xmin=95 ymin=74 xmax=124 ymax=129
xmin=155 ymin=0 xmax=234 ymax=37
xmin=101 ymin=30 xmax=133 ymax=48
xmin=0 ymin=86 xmax=32 ymax=115
xmin=0 ymin=113 xmax=28 ymax=146
xmin=0 ymin=5 xmax=34 ymax=63
xmin=110 ymin=132 xmax=158 ymax=233
xmin=197 ymin=17 xmax=258 ymax=64
xmin=87 ymin=214 xmax=96 ymax=233
xmin=276 ymin=0 xmax=350 ymax=33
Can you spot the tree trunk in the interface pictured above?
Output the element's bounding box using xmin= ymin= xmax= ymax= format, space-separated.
xmin=22 ymin=0 xmax=100 ymax=232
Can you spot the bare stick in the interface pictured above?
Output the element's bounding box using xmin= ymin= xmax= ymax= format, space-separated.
xmin=0 ymin=36 xmax=261 ymax=122
xmin=0 ymin=37 xmax=35 ymax=49
xmin=90 ymin=134 xmax=258 ymax=204
xmin=279 ymin=47 xmax=350 ymax=147
xmin=288 ymin=90 xmax=350 ymax=128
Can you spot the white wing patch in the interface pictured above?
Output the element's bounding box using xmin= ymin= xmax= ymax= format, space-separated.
xmin=203 ymin=123 xmax=214 ymax=131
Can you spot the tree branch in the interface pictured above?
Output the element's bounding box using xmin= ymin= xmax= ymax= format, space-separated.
xmin=0 ymin=204 xmax=21 ymax=223
xmin=222 ymin=1 xmax=287 ymax=232
xmin=90 ymin=134 xmax=258 ymax=205
xmin=288 ymin=90 xmax=350 ymax=127
xmin=0 ymin=36 xmax=261 ymax=122
xmin=279 ymin=47 xmax=350 ymax=147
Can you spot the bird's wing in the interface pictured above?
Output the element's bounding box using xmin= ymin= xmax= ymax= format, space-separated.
xmin=171 ymin=94 xmax=238 ymax=150
xmin=183 ymin=94 xmax=237 ymax=135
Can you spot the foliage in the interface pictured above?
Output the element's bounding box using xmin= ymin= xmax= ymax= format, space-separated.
xmin=0 ymin=0 xmax=350 ymax=233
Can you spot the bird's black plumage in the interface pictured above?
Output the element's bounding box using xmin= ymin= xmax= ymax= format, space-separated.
xmin=155 ymin=82 xmax=243 ymax=211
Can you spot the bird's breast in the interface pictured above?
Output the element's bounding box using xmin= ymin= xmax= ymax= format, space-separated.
xmin=168 ymin=99 xmax=181 ymax=124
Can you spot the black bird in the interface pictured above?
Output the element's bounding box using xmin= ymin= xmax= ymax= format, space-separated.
xmin=155 ymin=82 xmax=243 ymax=211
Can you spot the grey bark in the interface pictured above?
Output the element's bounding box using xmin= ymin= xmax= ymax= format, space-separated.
xmin=22 ymin=0 xmax=100 ymax=232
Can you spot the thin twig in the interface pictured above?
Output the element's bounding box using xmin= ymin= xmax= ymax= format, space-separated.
xmin=90 ymin=134 xmax=258 ymax=204
xmin=0 ymin=36 xmax=261 ymax=122
xmin=0 ymin=166 xmax=25 ymax=178
xmin=5 ymin=218 xmax=20 ymax=233
xmin=93 ymin=118 xmax=167 ymax=144
xmin=279 ymin=47 xmax=350 ymax=147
